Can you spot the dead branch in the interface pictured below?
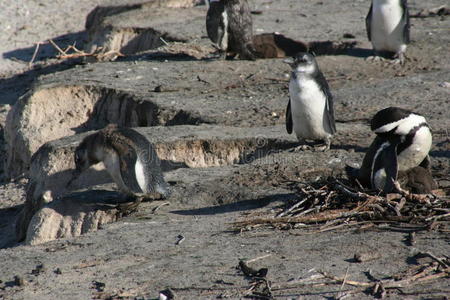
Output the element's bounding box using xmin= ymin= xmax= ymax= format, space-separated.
xmin=416 ymin=251 xmax=450 ymax=269
xmin=48 ymin=39 xmax=124 ymax=60
xmin=29 ymin=42 xmax=42 ymax=66
xmin=232 ymin=176 xmax=449 ymax=233
xmin=318 ymin=262 xmax=449 ymax=293
xmin=233 ymin=209 xmax=374 ymax=231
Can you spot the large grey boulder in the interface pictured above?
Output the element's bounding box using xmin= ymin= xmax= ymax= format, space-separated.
xmin=16 ymin=125 xmax=296 ymax=242
xmin=25 ymin=190 xmax=122 ymax=246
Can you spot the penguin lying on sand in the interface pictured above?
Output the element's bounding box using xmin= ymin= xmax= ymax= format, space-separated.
xmin=347 ymin=107 xmax=433 ymax=193
xmin=366 ymin=0 xmax=410 ymax=64
xmin=284 ymin=52 xmax=336 ymax=151
xmin=206 ymin=0 xmax=257 ymax=60
xmin=69 ymin=125 xmax=170 ymax=204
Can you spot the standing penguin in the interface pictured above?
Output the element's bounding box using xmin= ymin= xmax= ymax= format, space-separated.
xmin=70 ymin=125 xmax=170 ymax=202
xmin=206 ymin=0 xmax=256 ymax=60
xmin=366 ymin=0 xmax=410 ymax=64
xmin=348 ymin=107 xmax=432 ymax=193
xmin=284 ymin=52 xmax=336 ymax=151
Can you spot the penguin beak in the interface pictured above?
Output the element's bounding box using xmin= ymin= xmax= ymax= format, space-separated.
xmin=283 ymin=58 xmax=295 ymax=66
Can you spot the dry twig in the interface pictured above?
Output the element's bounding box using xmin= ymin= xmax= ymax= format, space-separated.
xmin=48 ymin=39 xmax=124 ymax=60
xmin=232 ymin=177 xmax=449 ymax=233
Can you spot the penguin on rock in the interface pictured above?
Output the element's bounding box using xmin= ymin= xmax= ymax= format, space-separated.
xmin=69 ymin=125 xmax=170 ymax=206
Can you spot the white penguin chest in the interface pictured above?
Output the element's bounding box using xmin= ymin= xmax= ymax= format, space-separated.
xmin=397 ymin=127 xmax=432 ymax=171
xmin=289 ymin=76 xmax=328 ymax=139
xmin=371 ymin=0 xmax=405 ymax=51
xmin=102 ymin=151 xmax=148 ymax=194
xmin=134 ymin=159 xmax=147 ymax=193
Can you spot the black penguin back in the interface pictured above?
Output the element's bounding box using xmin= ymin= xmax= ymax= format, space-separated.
xmin=226 ymin=0 xmax=256 ymax=59
xmin=106 ymin=127 xmax=170 ymax=198
xmin=206 ymin=0 xmax=226 ymax=46
xmin=370 ymin=107 xmax=411 ymax=132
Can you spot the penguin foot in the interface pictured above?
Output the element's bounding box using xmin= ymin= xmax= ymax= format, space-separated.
xmin=289 ymin=145 xmax=312 ymax=152
xmin=391 ymin=52 xmax=406 ymax=65
xmin=365 ymin=55 xmax=385 ymax=62
xmin=313 ymin=144 xmax=330 ymax=152
xmin=314 ymin=138 xmax=331 ymax=152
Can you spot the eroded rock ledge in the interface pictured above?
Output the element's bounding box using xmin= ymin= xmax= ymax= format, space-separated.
xmin=5 ymin=84 xmax=206 ymax=179
xmin=84 ymin=0 xmax=206 ymax=61
xmin=16 ymin=125 xmax=297 ymax=243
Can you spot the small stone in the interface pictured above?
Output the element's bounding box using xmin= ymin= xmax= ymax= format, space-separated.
xmin=92 ymin=280 xmax=106 ymax=292
xmin=14 ymin=275 xmax=25 ymax=287
xmin=438 ymin=82 xmax=450 ymax=88
xmin=343 ymin=33 xmax=355 ymax=39
xmin=31 ymin=264 xmax=46 ymax=275
xmin=354 ymin=251 xmax=381 ymax=263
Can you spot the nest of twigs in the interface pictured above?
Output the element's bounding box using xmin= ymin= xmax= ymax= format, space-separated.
xmin=232 ymin=177 xmax=450 ymax=232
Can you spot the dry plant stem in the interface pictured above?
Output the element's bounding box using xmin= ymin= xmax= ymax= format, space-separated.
xmin=29 ymin=42 xmax=41 ymax=66
xmin=417 ymin=251 xmax=450 ymax=268
xmin=48 ymin=39 xmax=66 ymax=54
xmin=151 ymin=202 xmax=170 ymax=214
xmin=233 ymin=209 xmax=370 ymax=229
xmin=338 ymin=266 xmax=350 ymax=295
xmin=319 ymin=263 xmax=449 ymax=292
xmin=318 ymin=271 xmax=372 ymax=287
xmin=426 ymin=212 xmax=450 ymax=222
xmin=48 ymin=39 xmax=124 ymax=60
xmin=233 ymin=176 xmax=448 ymax=232
xmin=276 ymin=198 xmax=308 ymax=217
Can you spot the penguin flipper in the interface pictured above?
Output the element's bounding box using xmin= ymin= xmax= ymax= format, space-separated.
xmin=286 ymin=98 xmax=293 ymax=134
xmin=401 ymin=0 xmax=410 ymax=44
xmin=371 ymin=142 xmax=399 ymax=193
xmin=105 ymin=128 xmax=145 ymax=194
xmin=118 ymin=146 xmax=144 ymax=194
xmin=117 ymin=127 xmax=169 ymax=197
xmin=317 ymin=71 xmax=336 ymax=134
xmin=365 ymin=2 xmax=373 ymax=41
xmin=206 ymin=1 xmax=226 ymax=47
xmin=358 ymin=136 xmax=385 ymax=188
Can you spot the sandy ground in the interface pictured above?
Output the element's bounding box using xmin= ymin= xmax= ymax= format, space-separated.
xmin=0 ymin=0 xmax=449 ymax=299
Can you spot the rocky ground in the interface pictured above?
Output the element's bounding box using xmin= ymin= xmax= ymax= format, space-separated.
xmin=0 ymin=0 xmax=449 ymax=299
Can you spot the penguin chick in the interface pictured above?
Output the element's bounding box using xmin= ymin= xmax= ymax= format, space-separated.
xmin=284 ymin=52 xmax=336 ymax=151
xmin=206 ymin=0 xmax=256 ymax=60
xmin=366 ymin=0 xmax=410 ymax=64
xmin=71 ymin=125 xmax=170 ymax=200
xmin=351 ymin=107 xmax=432 ymax=193
xmin=398 ymin=166 xmax=437 ymax=194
